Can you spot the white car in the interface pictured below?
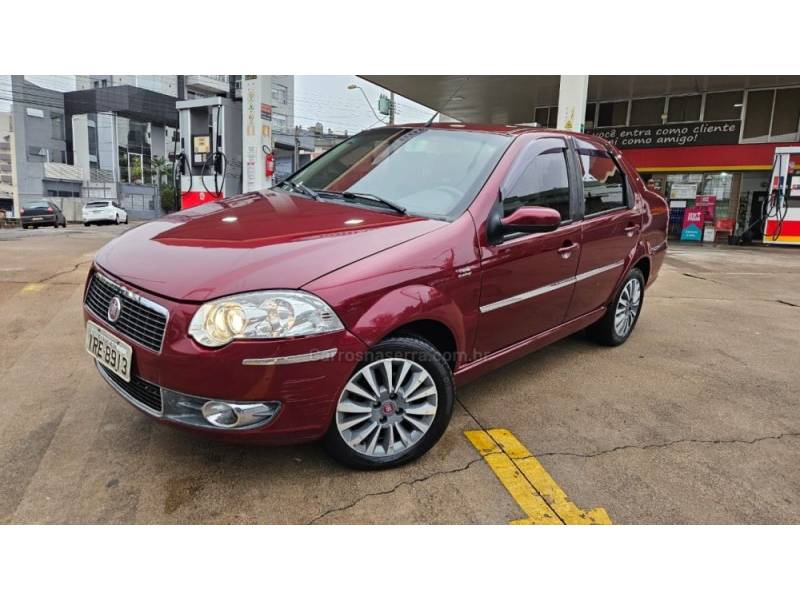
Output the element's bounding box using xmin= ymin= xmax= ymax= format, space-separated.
xmin=83 ymin=201 xmax=128 ymax=226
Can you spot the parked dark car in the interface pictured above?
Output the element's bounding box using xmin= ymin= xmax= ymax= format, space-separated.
xmin=83 ymin=124 xmax=668 ymax=469
xmin=21 ymin=201 xmax=67 ymax=229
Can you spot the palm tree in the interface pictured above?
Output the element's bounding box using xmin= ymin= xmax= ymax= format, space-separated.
xmin=151 ymin=156 xmax=172 ymax=187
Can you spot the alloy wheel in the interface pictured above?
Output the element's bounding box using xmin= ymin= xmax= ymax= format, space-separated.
xmin=614 ymin=278 xmax=642 ymax=338
xmin=335 ymin=358 xmax=439 ymax=458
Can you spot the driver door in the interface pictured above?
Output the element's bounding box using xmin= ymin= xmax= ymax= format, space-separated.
xmin=474 ymin=136 xmax=582 ymax=356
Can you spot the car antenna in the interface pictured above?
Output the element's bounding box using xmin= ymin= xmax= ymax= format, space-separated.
xmin=425 ymin=76 xmax=469 ymax=126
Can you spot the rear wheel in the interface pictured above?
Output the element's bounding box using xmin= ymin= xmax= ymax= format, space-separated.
xmin=588 ymin=267 xmax=645 ymax=346
xmin=324 ymin=336 xmax=455 ymax=469
xmin=114 ymin=215 xmax=119 ymax=225
xmin=84 ymin=222 xmax=90 ymax=227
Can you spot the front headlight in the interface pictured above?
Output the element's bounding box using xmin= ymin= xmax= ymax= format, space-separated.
xmin=188 ymin=290 xmax=344 ymax=347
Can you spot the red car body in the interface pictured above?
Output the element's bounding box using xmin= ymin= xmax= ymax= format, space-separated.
xmin=83 ymin=124 xmax=668 ymax=447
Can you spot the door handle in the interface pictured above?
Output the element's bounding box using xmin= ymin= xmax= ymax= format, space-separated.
xmin=624 ymin=224 xmax=640 ymax=237
xmin=557 ymin=241 xmax=579 ymax=259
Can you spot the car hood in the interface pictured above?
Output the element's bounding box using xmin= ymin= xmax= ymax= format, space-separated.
xmin=94 ymin=190 xmax=446 ymax=302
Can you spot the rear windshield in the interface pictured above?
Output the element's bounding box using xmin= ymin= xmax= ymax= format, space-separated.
xmin=286 ymin=127 xmax=512 ymax=220
xmin=24 ymin=201 xmax=49 ymax=209
xmin=86 ymin=202 xmax=111 ymax=208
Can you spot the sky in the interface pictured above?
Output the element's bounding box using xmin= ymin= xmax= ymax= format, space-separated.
xmin=0 ymin=75 xmax=435 ymax=134
xmin=294 ymin=75 xmax=435 ymax=133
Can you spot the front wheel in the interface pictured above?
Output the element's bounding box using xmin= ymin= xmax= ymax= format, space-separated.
xmin=324 ymin=336 xmax=455 ymax=469
xmin=588 ymin=267 xmax=645 ymax=346
xmin=114 ymin=215 xmax=119 ymax=225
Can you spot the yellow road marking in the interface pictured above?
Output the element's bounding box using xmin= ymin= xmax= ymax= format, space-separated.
xmin=21 ymin=283 xmax=45 ymax=293
xmin=465 ymin=428 xmax=611 ymax=525
xmin=465 ymin=430 xmax=561 ymax=524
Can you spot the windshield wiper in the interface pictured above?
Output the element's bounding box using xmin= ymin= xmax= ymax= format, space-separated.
xmin=278 ymin=179 xmax=319 ymax=200
xmin=341 ymin=191 xmax=407 ymax=215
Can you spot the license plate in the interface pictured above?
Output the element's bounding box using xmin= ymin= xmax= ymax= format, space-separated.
xmin=85 ymin=321 xmax=133 ymax=382
xmin=33 ymin=217 xmax=43 ymax=221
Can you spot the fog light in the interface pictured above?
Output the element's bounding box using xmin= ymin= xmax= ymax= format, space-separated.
xmin=201 ymin=400 xmax=280 ymax=429
xmin=202 ymin=401 xmax=238 ymax=428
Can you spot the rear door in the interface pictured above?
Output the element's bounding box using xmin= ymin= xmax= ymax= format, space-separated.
xmin=564 ymin=138 xmax=642 ymax=320
xmin=474 ymin=136 xmax=582 ymax=355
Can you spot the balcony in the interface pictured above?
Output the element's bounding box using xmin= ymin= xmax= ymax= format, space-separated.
xmin=185 ymin=75 xmax=230 ymax=95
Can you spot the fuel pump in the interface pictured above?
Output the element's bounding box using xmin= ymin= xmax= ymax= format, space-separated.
xmin=762 ymin=146 xmax=800 ymax=245
xmin=175 ymin=96 xmax=242 ymax=209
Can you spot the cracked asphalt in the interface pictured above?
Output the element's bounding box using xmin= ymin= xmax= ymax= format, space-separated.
xmin=1 ymin=224 xmax=799 ymax=524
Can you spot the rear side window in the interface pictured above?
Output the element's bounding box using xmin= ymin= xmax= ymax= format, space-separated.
xmin=86 ymin=202 xmax=111 ymax=208
xmin=501 ymin=139 xmax=571 ymax=220
xmin=575 ymin=140 xmax=626 ymax=216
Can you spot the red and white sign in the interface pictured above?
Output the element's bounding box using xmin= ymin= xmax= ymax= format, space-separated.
xmin=695 ymin=195 xmax=717 ymax=222
xmin=181 ymin=190 xmax=222 ymax=209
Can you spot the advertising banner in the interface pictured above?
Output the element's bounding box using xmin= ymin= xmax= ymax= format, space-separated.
xmin=695 ymin=195 xmax=717 ymax=222
xmin=680 ymin=207 xmax=704 ymax=241
xmin=587 ymin=120 xmax=740 ymax=149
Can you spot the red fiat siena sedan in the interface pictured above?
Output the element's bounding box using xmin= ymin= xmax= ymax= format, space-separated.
xmin=83 ymin=124 xmax=668 ymax=469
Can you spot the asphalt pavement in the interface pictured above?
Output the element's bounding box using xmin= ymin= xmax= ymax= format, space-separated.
xmin=1 ymin=224 xmax=798 ymax=524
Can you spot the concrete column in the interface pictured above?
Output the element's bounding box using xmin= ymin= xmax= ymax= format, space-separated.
xmin=71 ymin=114 xmax=91 ymax=182
xmin=556 ymin=75 xmax=589 ymax=132
xmin=241 ymin=75 xmax=274 ymax=193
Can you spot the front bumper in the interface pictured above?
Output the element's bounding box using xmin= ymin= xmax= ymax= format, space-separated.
xmin=84 ymin=267 xmax=368 ymax=444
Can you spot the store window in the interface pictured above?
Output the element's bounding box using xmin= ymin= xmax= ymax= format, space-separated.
xmin=667 ymin=94 xmax=701 ymax=123
xmin=770 ymin=87 xmax=800 ymax=137
xmin=662 ymin=172 xmax=736 ymax=238
xmin=534 ymin=106 xmax=557 ymax=128
xmin=629 ymin=97 xmax=665 ymax=126
xmin=743 ymin=89 xmax=773 ymax=139
xmin=597 ymin=101 xmax=628 ymax=127
xmin=584 ymin=103 xmax=596 ymax=129
xmin=703 ymin=91 xmax=743 ymax=121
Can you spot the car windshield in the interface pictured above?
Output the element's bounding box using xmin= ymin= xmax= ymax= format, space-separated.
xmin=86 ymin=202 xmax=111 ymax=208
xmin=25 ymin=201 xmax=49 ymax=209
xmin=285 ymin=127 xmax=512 ymax=219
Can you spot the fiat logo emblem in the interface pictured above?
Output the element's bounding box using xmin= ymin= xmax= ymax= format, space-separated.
xmin=107 ymin=296 xmax=122 ymax=323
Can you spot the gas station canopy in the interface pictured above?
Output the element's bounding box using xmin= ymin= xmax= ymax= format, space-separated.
xmin=362 ymin=75 xmax=800 ymax=124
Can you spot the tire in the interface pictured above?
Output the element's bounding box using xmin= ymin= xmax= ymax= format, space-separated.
xmin=588 ymin=267 xmax=645 ymax=346
xmin=22 ymin=225 xmax=28 ymax=230
xmin=124 ymin=216 xmax=128 ymax=224
xmin=324 ymin=336 xmax=455 ymax=470
xmin=84 ymin=222 xmax=90 ymax=227
xmin=114 ymin=215 xmax=119 ymax=225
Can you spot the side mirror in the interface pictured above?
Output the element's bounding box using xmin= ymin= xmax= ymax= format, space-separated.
xmin=500 ymin=206 xmax=561 ymax=234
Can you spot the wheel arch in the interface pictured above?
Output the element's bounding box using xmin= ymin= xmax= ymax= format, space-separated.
xmin=348 ymin=284 xmax=466 ymax=371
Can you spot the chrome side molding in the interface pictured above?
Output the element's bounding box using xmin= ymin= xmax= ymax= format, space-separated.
xmin=242 ymin=348 xmax=338 ymax=366
xmin=480 ymin=260 xmax=625 ymax=314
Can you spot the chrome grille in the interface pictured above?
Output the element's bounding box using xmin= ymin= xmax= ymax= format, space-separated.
xmin=99 ymin=365 xmax=163 ymax=414
xmin=85 ymin=273 xmax=168 ymax=353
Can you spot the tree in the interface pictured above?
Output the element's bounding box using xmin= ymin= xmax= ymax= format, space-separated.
xmin=151 ymin=156 xmax=172 ymax=187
